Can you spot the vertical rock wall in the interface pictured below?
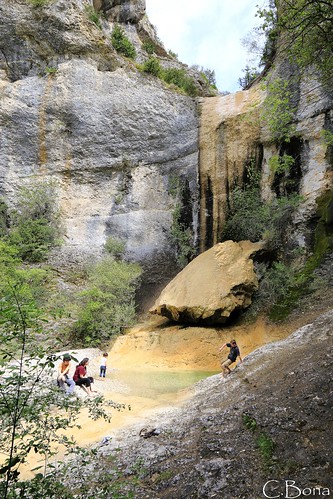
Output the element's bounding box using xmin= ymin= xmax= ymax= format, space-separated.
xmin=0 ymin=0 xmax=200 ymax=297
xmin=1 ymin=0 xmax=332 ymax=294
xmin=0 ymin=58 xmax=199 ymax=284
xmin=198 ymin=87 xmax=265 ymax=252
xmin=198 ymin=72 xmax=333 ymax=255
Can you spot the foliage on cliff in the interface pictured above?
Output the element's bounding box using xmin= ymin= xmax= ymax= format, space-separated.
xmin=0 ymin=184 xmax=142 ymax=347
xmin=242 ymin=0 xmax=333 ymax=88
xmin=258 ymin=0 xmax=333 ymax=82
xmin=71 ymin=256 xmax=142 ymax=346
xmin=111 ymin=24 xmax=136 ymax=59
xmin=140 ymin=57 xmax=200 ymax=97
xmin=0 ymin=182 xmax=62 ymax=263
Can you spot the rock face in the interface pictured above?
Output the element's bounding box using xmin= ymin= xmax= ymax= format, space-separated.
xmin=0 ymin=0 xmax=332 ymax=300
xmin=199 ymin=86 xmax=265 ymax=250
xmin=150 ymin=240 xmax=262 ymax=324
xmin=0 ymin=0 xmax=200 ymax=291
xmin=199 ymin=65 xmax=333 ymax=254
xmin=94 ymin=0 xmax=146 ymax=23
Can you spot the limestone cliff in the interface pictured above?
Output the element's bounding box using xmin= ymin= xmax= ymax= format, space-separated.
xmin=0 ymin=0 xmax=332 ymax=299
xmin=0 ymin=0 xmax=204 ymax=292
xmin=199 ymin=63 xmax=333 ymax=256
xmin=198 ymin=86 xmax=265 ymax=250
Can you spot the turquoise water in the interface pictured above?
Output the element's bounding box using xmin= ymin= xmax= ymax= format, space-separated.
xmin=111 ymin=369 xmax=218 ymax=399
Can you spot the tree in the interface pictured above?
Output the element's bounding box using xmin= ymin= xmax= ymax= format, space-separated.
xmin=191 ymin=65 xmax=217 ymax=87
xmin=0 ymin=243 xmax=125 ymax=497
xmin=257 ymin=0 xmax=333 ymax=81
xmin=238 ymin=65 xmax=261 ymax=89
xmin=72 ymin=256 xmax=142 ymax=346
xmin=8 ymin=181 xmax=63 ymax=262
xmin=201 ymin=68 xmax=217 ymax=87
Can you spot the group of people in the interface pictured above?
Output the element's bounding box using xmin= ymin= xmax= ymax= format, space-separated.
xmin=57 ymin=340 xmax=242 ymax=395
xmin=57 ymin=352 xmax=109 ymax=396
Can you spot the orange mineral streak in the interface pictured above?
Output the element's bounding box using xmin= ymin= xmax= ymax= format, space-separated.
xmin=198 ymin=86 xmax=265 ymax=252
xmin=38 ymin=75 xmax=54 ymax=171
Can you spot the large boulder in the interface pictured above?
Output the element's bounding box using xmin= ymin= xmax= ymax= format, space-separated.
xmin=150 ymin=240 xmax=263 ymax=324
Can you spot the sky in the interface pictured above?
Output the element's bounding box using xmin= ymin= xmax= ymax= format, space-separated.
xmin=145 ymin=0 xmax=264 ymax=93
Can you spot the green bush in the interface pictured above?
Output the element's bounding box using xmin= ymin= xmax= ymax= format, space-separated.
xmin=265 ymin=194 xmax=301 ymax=251
xmin=269 ymin=153 xmax=295 ymax=175
xmin=222 ymin=163 xmax=266 ymax=243
xmin=139 ymin=61 xmax=199 ymax=97
xmin=7 ymin=182 xmax=62 ymax=262
xmin=261 ymin=77 xmax=296 ymax=143
xmin=9 ymin=218 xmax=57 ymax=262
xmin=162 ymin=68 xmax=199 ymax=97
xmin=222 ymin=186 xmax=270 ymax=242
xmin=142 ymin=56 xmax=161 ymax=77
xmin=142 ymin=40 xmax=156 ymax=55
xmin=85 ymin=5 xmax=102 ymax=29
xmin=12 ymin=182 xmax=59 ymax=223
xmin=254 ymin=261 xmax=295 ymax=309
xmin=111 ymin=24 xmax=136 ymax=59
xmin=162 ymin=67 xmax=185 ymax=87
xmin=223 ymin=181 xmax=300 ymax=251
xmin=0 ymin=239 xmax=49 ymax=311
xmin=104 ymin=236 xmax=126 ymax=259
xmin=72 ymin=256 xmax=142 ymax=346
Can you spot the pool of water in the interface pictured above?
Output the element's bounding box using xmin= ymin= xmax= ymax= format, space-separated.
xmin=20 ymin=368 xmax=218 ymax=479
xmin=110 ymin=369 xmax=219 ymax=399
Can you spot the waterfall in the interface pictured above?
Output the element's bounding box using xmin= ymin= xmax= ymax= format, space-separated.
xmin=198 ymin=86 xmax=265 ymax=252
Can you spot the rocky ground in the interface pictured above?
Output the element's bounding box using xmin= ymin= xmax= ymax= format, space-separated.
xmin=54 ymin=257 xmax=333 ymax=498
xmin=94 ymin=308 xmax=333 ymax=498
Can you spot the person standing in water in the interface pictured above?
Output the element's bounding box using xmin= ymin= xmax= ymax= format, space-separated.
xmin=219 ymin=339 xmax=243 ymax=375
xmin=99 ymin=352 xmax=108 ymax=379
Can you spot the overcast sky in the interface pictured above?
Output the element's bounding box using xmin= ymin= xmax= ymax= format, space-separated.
xmin=145 ymin=0 xmax=263 ymax=93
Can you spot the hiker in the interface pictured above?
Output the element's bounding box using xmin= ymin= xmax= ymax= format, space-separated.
xmin=219 ymin=339 xmax=243 ymax=375
xmin=57 ymin=353 xmax=75 ymax=395
xmin=99 ymin=352 xmax=108 ymax=378
xmin=73 ymin=358 xmax=95 ymax=396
